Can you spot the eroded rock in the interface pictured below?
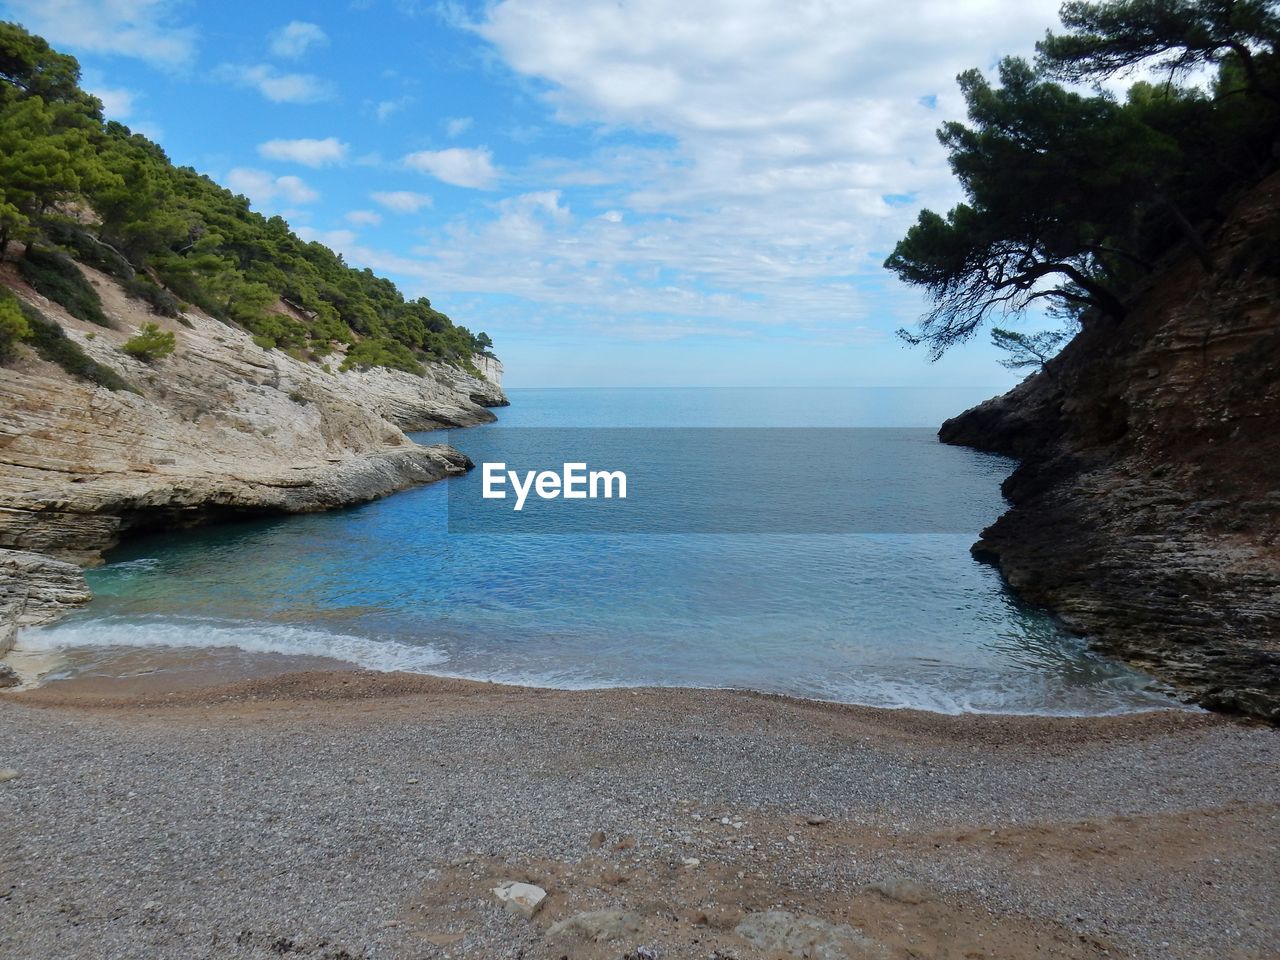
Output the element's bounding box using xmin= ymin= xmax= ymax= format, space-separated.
xmin=491 ymin=880 xmax=546 ymax=918
xmin=940 ymin=172 xmax=1280 ymax=721
xmin=547 ymin=908 xmax=643 ymax=943
xmin=734 ymin=910 xmax=885 ymax=960
xmin=0 ymin=549 xmax=92 ymax=630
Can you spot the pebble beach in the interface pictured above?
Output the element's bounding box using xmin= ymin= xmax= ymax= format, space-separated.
xmin=2 ymin=665 xmax=1277 ymax=959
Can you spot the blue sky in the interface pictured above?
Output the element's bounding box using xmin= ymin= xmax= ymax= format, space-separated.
xmin=0 ymin=0 xmax=1070 ymax=390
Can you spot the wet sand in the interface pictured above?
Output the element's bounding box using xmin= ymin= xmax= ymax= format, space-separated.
xmin=1 ymin=660 xmax=1277 ymax=959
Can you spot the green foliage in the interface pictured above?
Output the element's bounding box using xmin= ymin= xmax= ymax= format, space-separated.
xmin=1037 ymin=0 xmax=1280 ymax=98
xmin=42 ymin=219 xmax=134 ymax=281
xmin=123 ymin=276 xmax=180 ymax=317
xmin=0 ymin=288 xmax=31 ymax=361
xmin=0 ymin=20 xmax=496 ymax=375
xmin=18 ymin=245 xmax=109 ymax=326
xmin=122 ymin=322 xmax=175 ymax=362
xmin=20 ymin=301 xmax=133 ymax=391
xmin=0 ymin=23 xmax=97 ymax=256
xmin=0 ymin=20 xmax=93 ymax=105
xmin=888 ymin=0 xmax=1280 ymax=359
xmin=340 ymin=337 xmax=424 ymax=375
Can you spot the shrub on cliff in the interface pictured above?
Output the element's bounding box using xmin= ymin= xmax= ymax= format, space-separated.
xmin=340 ymin=336 xmax=423 ymax=375
xmin=18 ymin=246 xmax=110 ymax=327
xmin=41 ymin=221 xmax=135 ymax=283
xmin=19 ymin=302 xmax=133 ymax=391
xmin=122 ymin=322 xmax=175 ymax=362
xmin=0 ymin=289 xmax=31 ymax=361
xmin=123 ymin=277 xmax=181 ymax=317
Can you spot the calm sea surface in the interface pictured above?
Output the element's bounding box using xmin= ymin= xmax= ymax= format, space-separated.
xmin=24 ymin=387 xmax=1182 ymax=714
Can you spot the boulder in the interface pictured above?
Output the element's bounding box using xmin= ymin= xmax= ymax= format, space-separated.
xmin=491 ymin=880 xmax=546 ymax=919
xmin=734 ymin=910 xmax=886 ymax=960
xmin=547 ymin=909 xmax=643 ymax=943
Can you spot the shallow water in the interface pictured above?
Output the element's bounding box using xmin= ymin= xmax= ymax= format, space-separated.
xmin=23 ymin=387 xmax=1182 ymax=714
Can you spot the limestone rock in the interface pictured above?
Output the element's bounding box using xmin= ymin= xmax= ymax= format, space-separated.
xmin=867 ymin=877 xmax=933 ymax=905
xmin=547 ymin=908 xmax=643 ymax=943
xmin=0 ymin=261 xmax=507 ymax=622
xmin=734 ymin=911 xmax=885 ymax=960
xmin=0 ymin=549 xmax=92 ymax=633
xmin=491 ymin=880 xmax=546 ymax=918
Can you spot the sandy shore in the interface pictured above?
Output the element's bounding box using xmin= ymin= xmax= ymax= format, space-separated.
xmin=1 ymin=663 xmax=1277 ymax=960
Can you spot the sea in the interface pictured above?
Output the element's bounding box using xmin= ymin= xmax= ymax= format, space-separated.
xmin=19 ymin=387 xmax=1184 ymax=715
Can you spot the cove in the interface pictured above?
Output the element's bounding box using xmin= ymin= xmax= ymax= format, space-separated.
xmin=23 ymin=387 xmax=1184 ymax=716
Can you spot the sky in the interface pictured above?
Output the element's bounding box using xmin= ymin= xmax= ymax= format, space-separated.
xmin=0 ymin=0 xmax=1073 ymax=390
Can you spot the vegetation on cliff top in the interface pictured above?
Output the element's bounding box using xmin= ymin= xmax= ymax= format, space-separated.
xmin=0 ymin=288 xmax=134 ymax=391
xmin=0 ymin=22 xmax=493 ymax=374
xmin=888 ymin=0 xmax=1280 ymax=360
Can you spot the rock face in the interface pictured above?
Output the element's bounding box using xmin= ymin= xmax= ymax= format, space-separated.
xmin=343 ymin=355 xmax=507 ymax=430
xmin=0 ymin=549 xmax=91 ymax=629
xmin=941 ymin=173 xmax=1280 ymax=721
xmin=0 ymin=258 xmax=506 ymax=627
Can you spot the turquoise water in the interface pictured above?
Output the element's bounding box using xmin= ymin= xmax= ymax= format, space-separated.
xmin=24 ymin=388 xmax=1180 ymax=714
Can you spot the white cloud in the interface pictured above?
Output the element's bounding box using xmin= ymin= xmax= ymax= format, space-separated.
xmin=370 ymin=191 xmax=433 ymax=213
xmin=226 ymin=168 xmax=319 ymax=208
xmin=89 ymin=86 xmax=136 ymax=119
xmin=346 ymin=210 xmax=383 ymax=226
xmin=220 ymin=64 xmax=333 ymax=103
xmin=258 ymin=137 xmax=348 ymax=167
xmin=296 ymin=227 xmax=358 ymax=250
xmin=4 ymin=0 xmax=197 ymax=68
xmin=270 ymin=21 xmax=328 ymax=59
xmin=374 ymin=97 xmax=412 ymax=121
xmin=403 ymin=147 xmax=499 ymax=189
xmin=382 ymin=0 xmax=1063 ymax=336
xmin=446 ymin=117 xmax=473 ymax=138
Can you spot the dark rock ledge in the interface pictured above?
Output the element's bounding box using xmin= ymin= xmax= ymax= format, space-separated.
xmin=940 ymin=174 xmax=1280 ymax=722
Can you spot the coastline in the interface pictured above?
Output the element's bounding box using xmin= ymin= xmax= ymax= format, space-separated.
xmin=4 ymin=628 xmax=1192 ymax=717
xmin=0 ymin=258 xmax=508 ymax=648
xmin=3 ymin=664 xmax=1276 ymax=959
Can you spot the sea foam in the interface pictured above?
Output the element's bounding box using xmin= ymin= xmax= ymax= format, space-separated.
xmin=18 ymin=616 xmax=449 ymax=674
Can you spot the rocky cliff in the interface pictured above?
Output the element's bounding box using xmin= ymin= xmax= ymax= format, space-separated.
xmin=0 ymin=257 xmax=507 ymax=640
xmin=941 ymin=172 xmax=1280 ymax=721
